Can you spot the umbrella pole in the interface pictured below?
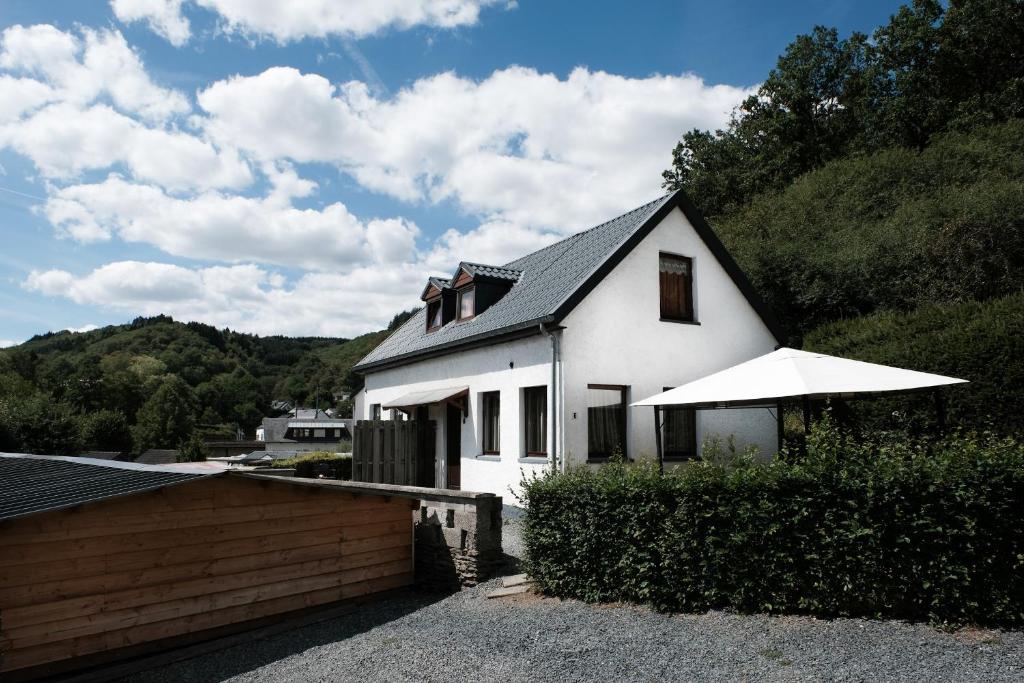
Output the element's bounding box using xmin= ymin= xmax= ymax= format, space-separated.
xmin=802 ymin=396 xmax=811 ymax=434
xmin=654 ymin=406 xmax=664 ymax=474
xmin=934 ymin=389 xmax=947 ymax=432
xmin=776 ymin=399 xmax=784 ymax=456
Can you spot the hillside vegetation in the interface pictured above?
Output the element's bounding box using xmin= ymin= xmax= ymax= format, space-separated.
xmin=0 ymin=315 xmax=392 ymax=455
xmin=664 ymin=0 xmax=1024 ymax=435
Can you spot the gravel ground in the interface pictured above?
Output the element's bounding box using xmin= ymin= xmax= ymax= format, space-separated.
xmin=123 ymin=512 xmax=1023 ymax=683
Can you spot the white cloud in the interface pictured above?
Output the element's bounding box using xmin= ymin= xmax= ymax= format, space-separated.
xmin=113 ymin=0 xmax=504 ymax=44
xmin=0 ymin=75 xmax=54 ymax=123
xmin=25 ymin=260 xmax=425 ymax=337
xmin=0 ymin=24 xmax=188 ymax=121
xmin=42 ymin=174 xmax=419 ymax=269
xmin=198 ymin=65 xmax=754 ymax=232
xmin=68 ymin=323 xmax=100 ymax=333
xmin=110 ymin=0 xmax=191 ymax=47
xmin=0 ymin=339 xmax=20 ymax=348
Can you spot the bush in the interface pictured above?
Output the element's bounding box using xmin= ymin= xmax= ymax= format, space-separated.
xmin=521 ymin=422 xmax=1024 ymax=627
xmin=805 ymin=291 xmax=1024 ymax=435
xmin=270 ymin=451 xmax=352 ymax=480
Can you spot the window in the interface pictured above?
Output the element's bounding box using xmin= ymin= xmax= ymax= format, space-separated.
xmin=588 ymin=385 xmax=627 ymax=460
xmin=659 ymin=253 xmax=694 ymax=322
xmin=481 ymin=391 xmax=500 ymax=454
xmin=457 ymin=287 xmax=475 ymax=320
xmin=523 ymin=386 xmax=547 ymax=456
xmin=661 ymin=388 xmax=697 ymax=459
xmin=426 ymin=299 xmax=443 ymax=330
xmin=370 ymin=403 xmax=381 ymax=420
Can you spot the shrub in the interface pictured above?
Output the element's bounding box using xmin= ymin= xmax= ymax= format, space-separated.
xmin=804 ymin=291 xmax=1024 ymax=436
xmin=271 ymin=451 xmax=352 ymax=480
xmin=522 ymin=422 xmax=1024 ymax=627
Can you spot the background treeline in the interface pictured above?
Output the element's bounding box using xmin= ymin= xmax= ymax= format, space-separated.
xmin=0 ymin=314 xmax=409 ymax=455
xmin=663 ymin=0 xmax=1024 ymax=435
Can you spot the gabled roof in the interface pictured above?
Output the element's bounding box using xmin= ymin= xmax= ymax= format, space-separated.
xmin=454 ymin=262 xmax=522 ymax=282
xmin=420 ymin=276 xmax=452 ymax=301
xmin=355 ymin=190 xmax=783 ymax=372
xmin=0 ymin=453 xmax=213 ymax=521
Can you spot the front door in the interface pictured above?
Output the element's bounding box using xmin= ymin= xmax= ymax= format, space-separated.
xmin=415 ymin=407 xmax=436 ymax=488
xmin=446 ymin=403 xmax=461 ymax=490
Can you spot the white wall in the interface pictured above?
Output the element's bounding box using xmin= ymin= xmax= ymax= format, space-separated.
xmin=361 ymin=334 xmax=554 ymax=498
xmin=559 ymin=206 xmax=779 ymax=466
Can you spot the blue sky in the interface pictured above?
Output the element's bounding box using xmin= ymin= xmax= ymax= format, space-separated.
xmin=0 ymin=0 xmax=905 ymax=344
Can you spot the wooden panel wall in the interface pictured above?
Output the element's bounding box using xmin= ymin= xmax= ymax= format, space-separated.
xmin=0 ymin=476 xmax=414 ymax=674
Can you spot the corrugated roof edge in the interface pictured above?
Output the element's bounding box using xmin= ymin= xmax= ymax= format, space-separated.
xmin=353 ymin=189 xmax=784 ymax=373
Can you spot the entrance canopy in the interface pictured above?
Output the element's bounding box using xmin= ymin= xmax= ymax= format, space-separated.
xmin=383 ymin=386 xmax=469 ymax=412
xmin=634 ymin=348 xmax=967 ymax=408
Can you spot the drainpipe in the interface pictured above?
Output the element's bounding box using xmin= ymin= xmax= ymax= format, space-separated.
xmin=539 ymin=323 xmax=560 ymax=472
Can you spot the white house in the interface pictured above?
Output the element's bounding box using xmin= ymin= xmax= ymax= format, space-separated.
xmin=353 ymin=191 xmax=784 ymax=497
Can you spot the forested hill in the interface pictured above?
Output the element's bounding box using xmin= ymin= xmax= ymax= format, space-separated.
xmin=0 ymin=312 xmax=415 ymax=455
xmin=662 ymin=0 xmax=1024 ymax=435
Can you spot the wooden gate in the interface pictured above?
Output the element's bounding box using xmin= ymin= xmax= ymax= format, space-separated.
xmin=352 ymin=420 xmax=436 ymax=487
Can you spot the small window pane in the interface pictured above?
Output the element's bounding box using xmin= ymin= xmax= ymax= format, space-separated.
xmin=523 ymin=386 xmax=547 ymax=455
xmin=427 ymin=300 xmax=443 ymax=329
xmin=663 ymin=408 xmax=696 ymax=459
xmin=482 ymin=391 xmax=500 ymax=454
xmin=371 ymin=404 xmax=381 ymax=420
xmin=659 ymin=253 xmax=693 ymax=322
xmin=314 ymin=428 xmax=325 ymax=438
xmin=588 ymin=386 xmax=627 ymax=459
xmin=458 ymin=288 xmax=475 ymax=319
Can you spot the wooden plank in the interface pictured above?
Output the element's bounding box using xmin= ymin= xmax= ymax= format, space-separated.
xmin=2 ymin=572 xmax=413 ymax=672
xmin=6 ymin=552 xmax=412 ymax=648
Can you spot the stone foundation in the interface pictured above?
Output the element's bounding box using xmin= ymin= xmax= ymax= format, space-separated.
xmin=414 ymin=494 xmax=503 ymax=590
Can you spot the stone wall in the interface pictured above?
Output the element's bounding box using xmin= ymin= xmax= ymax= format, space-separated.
xmin=414 ymin=494 xmax=503 ymax=590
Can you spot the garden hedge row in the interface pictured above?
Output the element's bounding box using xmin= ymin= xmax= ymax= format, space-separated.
xmin=521 ymin=426 xmax=1024 ymax=626
xmin=271 ymin=451 xmax=352 ymax=479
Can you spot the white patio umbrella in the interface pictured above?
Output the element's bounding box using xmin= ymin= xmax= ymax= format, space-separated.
xmin=633 ymin=347 xmax=968 ymax=465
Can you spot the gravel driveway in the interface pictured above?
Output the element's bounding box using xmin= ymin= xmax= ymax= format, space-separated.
xmin=124 ymin=511 xmax=1023 ymax=683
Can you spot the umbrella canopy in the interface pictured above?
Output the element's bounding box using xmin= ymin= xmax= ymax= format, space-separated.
xmin=633 ymin=347 xmax=968 ymax=408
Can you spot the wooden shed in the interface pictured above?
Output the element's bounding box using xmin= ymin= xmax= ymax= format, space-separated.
xmin=0 ymin=454 xmax=415 ymax=679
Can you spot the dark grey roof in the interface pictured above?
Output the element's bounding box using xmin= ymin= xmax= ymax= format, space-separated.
xmin=135 ymin=449 xmax=180 ymax=465
xmin=0 ymin=454 xmax=211 ymax=521
xmin=355 ymin=191 xmax=783 ymax=372
xmin=456 ymin=262 xmax=522 ymax=282
xmin=428 ymin=276 xmax=451 ymax=289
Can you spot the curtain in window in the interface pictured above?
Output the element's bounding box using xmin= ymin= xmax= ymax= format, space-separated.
xmin=458 ymin=288 xmax=475 ymax=319
xmin=663 ymin=406 xmax=696 ymax=459
xmin=482 ymin=391 xmax=500 ymax=453
xmin=524 ymin=386 xmax=547 ymax=455
xmin=587 ymin=386 xmax=626 ymax=459
xmin=659 ymin=254 xmax=692 ymax=321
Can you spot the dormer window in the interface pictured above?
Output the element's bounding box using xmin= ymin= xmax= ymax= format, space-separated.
xmin=457 ymin=287 xmax=475 ymax=320
xmin=427 ymin=299 xmax=443 ymax=330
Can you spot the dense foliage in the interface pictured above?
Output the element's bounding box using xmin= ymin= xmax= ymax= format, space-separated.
xmin=713 ymin=119 xmax=1024 ymax=337
xmin=522 ymin=424 xmax=1024 ymax=626
xmin=664 ymin=0 xmax=1024 ymax=216
xmin=270 ymin=451 xmax=353 ymax=479
xmin=805 ymin=292 xmax=1024 ymax=436
xmin=0 ymin=315 xmax=388 ymax=454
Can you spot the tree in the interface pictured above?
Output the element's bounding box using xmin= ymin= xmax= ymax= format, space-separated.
xmin=133 ymin=376 xmax=198 ymax=453
xmin=81 ymin=409 xmax=133 ymax=454
xmin=0 ymin=395 xmax=83 ymax=455
xmin=177 ymin=432 xmax=208 ymax=462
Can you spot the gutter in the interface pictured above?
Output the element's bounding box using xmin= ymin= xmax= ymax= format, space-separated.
xmin=539 ymin=323 xmax=561 ymax=472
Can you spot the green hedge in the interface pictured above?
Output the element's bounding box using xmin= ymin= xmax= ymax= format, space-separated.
xmin=521 ymin=425 xmax=1024 ymax=626
xmin=270 ymin=451 xmax=352 ymax=479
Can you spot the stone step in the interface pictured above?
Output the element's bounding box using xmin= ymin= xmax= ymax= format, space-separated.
xmin=486 ymin=584 xmax=531 ymax=599
xmin=502 ymin=573 xmax=533 ymax=588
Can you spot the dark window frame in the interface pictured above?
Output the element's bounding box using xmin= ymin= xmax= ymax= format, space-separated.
xmin=426 ymin=298 xmax=443 ymax=331
xmin=523 ymin=385 xmax=547 ymax=457
xmin=659 ymin=252 xmax=695 ymax=323
xmin=370 ymin=404 xmax=381 ymax=420
xmin=480 ymin=390 xmax=501 ymax=455
xmin=587 ymin=384 xmax=628 ymax=461
xmin=456 ymin=286 xmax=476 ymax=321
xmin=660 ymin=386 xmax=698 ymax=460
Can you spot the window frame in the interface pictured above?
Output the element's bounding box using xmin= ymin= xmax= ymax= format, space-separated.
xmin=658 ymin=252 xmax=695 ymax=324
xmin=426 ymin=298 xmax=443 ymax=331
xmin=456 ymin=286 xmax=476 ymax=321
xmin=480 ymin=390 xmax=501 ymax=455
xmin=370 ymin=403 xmax=381 ymax=421
xmin=522 ymin=385 xmax=548 ymax=457
xmin=660 ymin=386 xmax=698 ymax=460
xmin=586 ymin=383 xmax=629 ymax=462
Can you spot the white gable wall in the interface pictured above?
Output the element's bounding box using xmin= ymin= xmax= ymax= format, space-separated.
xmin=559 ymin=206 xmax=779 ymax=465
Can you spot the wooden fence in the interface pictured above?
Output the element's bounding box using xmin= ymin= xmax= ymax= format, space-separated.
xmin=352 ymin=420 xmax=436 ymax=487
